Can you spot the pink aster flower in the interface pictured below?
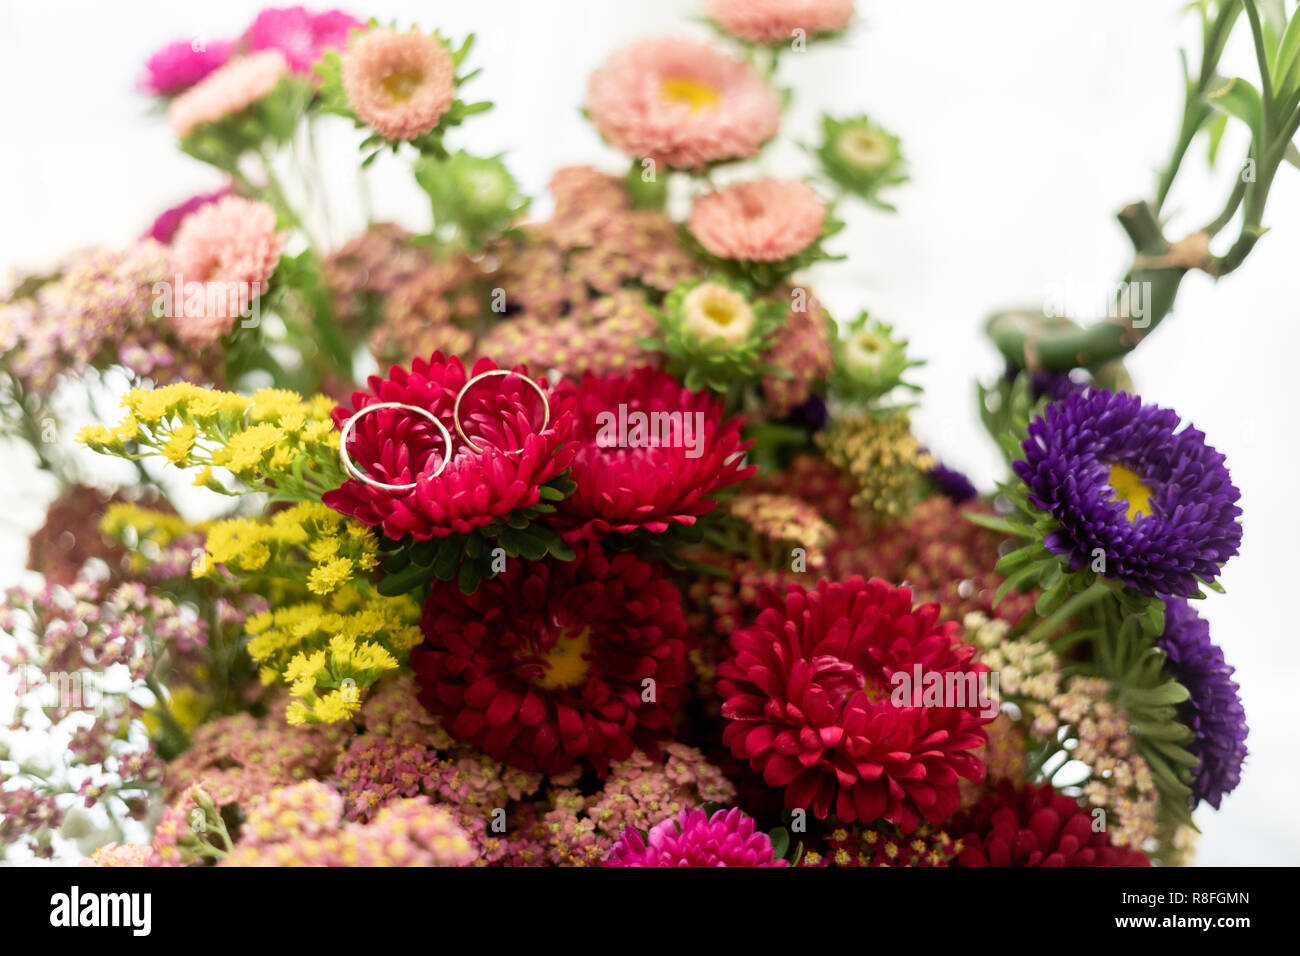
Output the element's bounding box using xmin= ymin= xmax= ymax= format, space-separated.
xmin=247 ymin=6 xmax=364 ymax=74
xmin=605 ymin=807 xmax=788 ymax=867
xmin=707 ymin=0 xmax=855 ymax=45
xmin=167 ymin=50 xmax=289 ymax=140
xmin=341 ymin=28 xmax=456 ymax=141
xmin=168 ymin=196 xmax=282 ymax=347
xmin=585 ymin=36 xmax=781 ymax=171
xmin=141 ymin=38 xmax=236 ymax=96
xmin=552 ymin=367 xmax=756 ymax=541
xmin=688 ymin=179 xmax=827 ymax=262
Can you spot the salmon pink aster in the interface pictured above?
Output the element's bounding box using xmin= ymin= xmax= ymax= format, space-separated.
xmin=707 ymin=0 xmax=855 ymax=45
xmin=168 ymin=196 xmax=283 ymax=347
xmin=718 ymin=576 xmax=996 ymax=831
xmin=688 ymin=179 xmax=827 ymax=262
xmin=585 ymin=36 xmax=781 ymax=171
xmin=322 ymin=355 xmax=577 ymax=540
xmin=552 ymin=367 xmax=756 ymax=541
xmin=411 ymin=544 xmax=689 ymax=775
xmin=605 ymin=807 xmax=787 ymax=866
xmin=167 ymin=50 xmax=290 ymax=140
xmin=341 ymin=28 xmax=456 ymax=141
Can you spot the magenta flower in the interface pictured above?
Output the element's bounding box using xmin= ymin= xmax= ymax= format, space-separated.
xmin=246 ymin=6 xmax=365 ymax=74
xmin=143 ymin=186 xmax=233 ymax=245
xmin=605 ymin=807 xmax=788 ymax=866
xmin=141 ymin=38 xmax=236 ymax=96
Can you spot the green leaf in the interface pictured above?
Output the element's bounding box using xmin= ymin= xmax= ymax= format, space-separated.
xmin=457 ymin=557 xmax=483 ymax=595
xmin=1207 ymin=76 xmax=1265 ymax=144
xmin=377 ymin=561 xmax=429 ymax=597
xmin=1206 ymin=110 xmax=1229 ymax=165
xmin=964 ymin=513 xmax=1033 ymax=537
xmin=769 ymin=827 xmax=790 ymax=860
xmin=1275 ymin=6 xmax=1300 ymax=92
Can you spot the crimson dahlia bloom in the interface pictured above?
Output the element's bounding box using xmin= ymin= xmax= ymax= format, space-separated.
xmin=718 ymin=576 xmax=995 ymax=831
xmin=953 ymin=781 xmax=1151 ymax=867
xmin=554 ymin=367 xmax=755 ymax=541
xmin=410 ymin=544 xmax=689 ymax=775
xmin=323 ymin=354 xmax=577 ymax=540
xmin=605 ymin=807 xmax=787 ymax=867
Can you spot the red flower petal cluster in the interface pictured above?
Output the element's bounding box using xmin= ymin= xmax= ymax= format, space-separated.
xmin=323 ymin=354 xmax=577 ymax=539
xmin=554 ymin=366 xmax=755 ymax=541
xmin=410 ymin=543 xmax=689 ymax=775
xmin=718 ymin=575 xmax=995 ymax=831
xmin=953 ymin=781 xmax=1151 ymax=867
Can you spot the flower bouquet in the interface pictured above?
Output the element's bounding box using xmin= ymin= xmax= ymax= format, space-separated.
xmin=5 ymin=0 xmax=1279 ymax=870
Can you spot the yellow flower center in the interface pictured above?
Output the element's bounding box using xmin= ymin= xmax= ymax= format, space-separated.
xmin=847 ymin=331 xmax=887 ymax=371
xmin=1107 ymin=463 xmax=1155 ymax=522
xmin=532 ymin=626 xmax=592 ymax=690
xmin=682 ymin=283 xmax=755 ymax=349
xmin=659 ymin=77 xmax=721 ymax=113
xmin=836 ymin=127 xmax=889 ymax=169
xmin=382 ymin=68 xmax=424 ymax=102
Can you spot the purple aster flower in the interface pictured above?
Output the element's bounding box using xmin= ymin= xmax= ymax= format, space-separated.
xmin=1158 ymin=599 xmax=1248 ymax=809
xmin=605 ymin=807 xmax=788 ymax=867
xmin=927 ymin=459 xmax=978 ymax=503
xmin=1013 ymin=388 xmax=1241 ymax=598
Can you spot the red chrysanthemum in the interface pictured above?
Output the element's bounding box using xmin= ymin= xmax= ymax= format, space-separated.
xmin=718 ymin=576 xmax=996 ymax=831
xmin=953 ymin=781 xmax=1151 ymax=867
xmin=553 ymin=367 xmax=755 ymax=541
xmin=322 ymin=353 xmax=577 ymax=540
xmin=410 ymin=544 xmax=689 ymax=775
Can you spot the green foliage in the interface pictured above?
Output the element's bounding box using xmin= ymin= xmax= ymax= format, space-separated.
xmin=178 ymin=76 xmax=312 ymax=172
xmin=376 ymin=472 xmax=577 ymax=597
xmin=413 ymin=150 xmax=529 ymax=251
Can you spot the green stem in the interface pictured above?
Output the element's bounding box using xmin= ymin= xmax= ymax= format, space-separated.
xmin=1030 ymin=580 xmax=1113 ymax=644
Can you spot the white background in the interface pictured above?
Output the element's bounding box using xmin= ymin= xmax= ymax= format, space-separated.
xmin=1 ymin=0 xmax=1296 ymax=865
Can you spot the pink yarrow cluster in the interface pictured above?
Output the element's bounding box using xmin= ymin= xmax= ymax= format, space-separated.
xmin=167 ymin=49 xmax=289 ymax=140
xmin=222 ymin=782 xmax=477 ymax=866
xmin=585 ymin=36 xmax=781 ymax=171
